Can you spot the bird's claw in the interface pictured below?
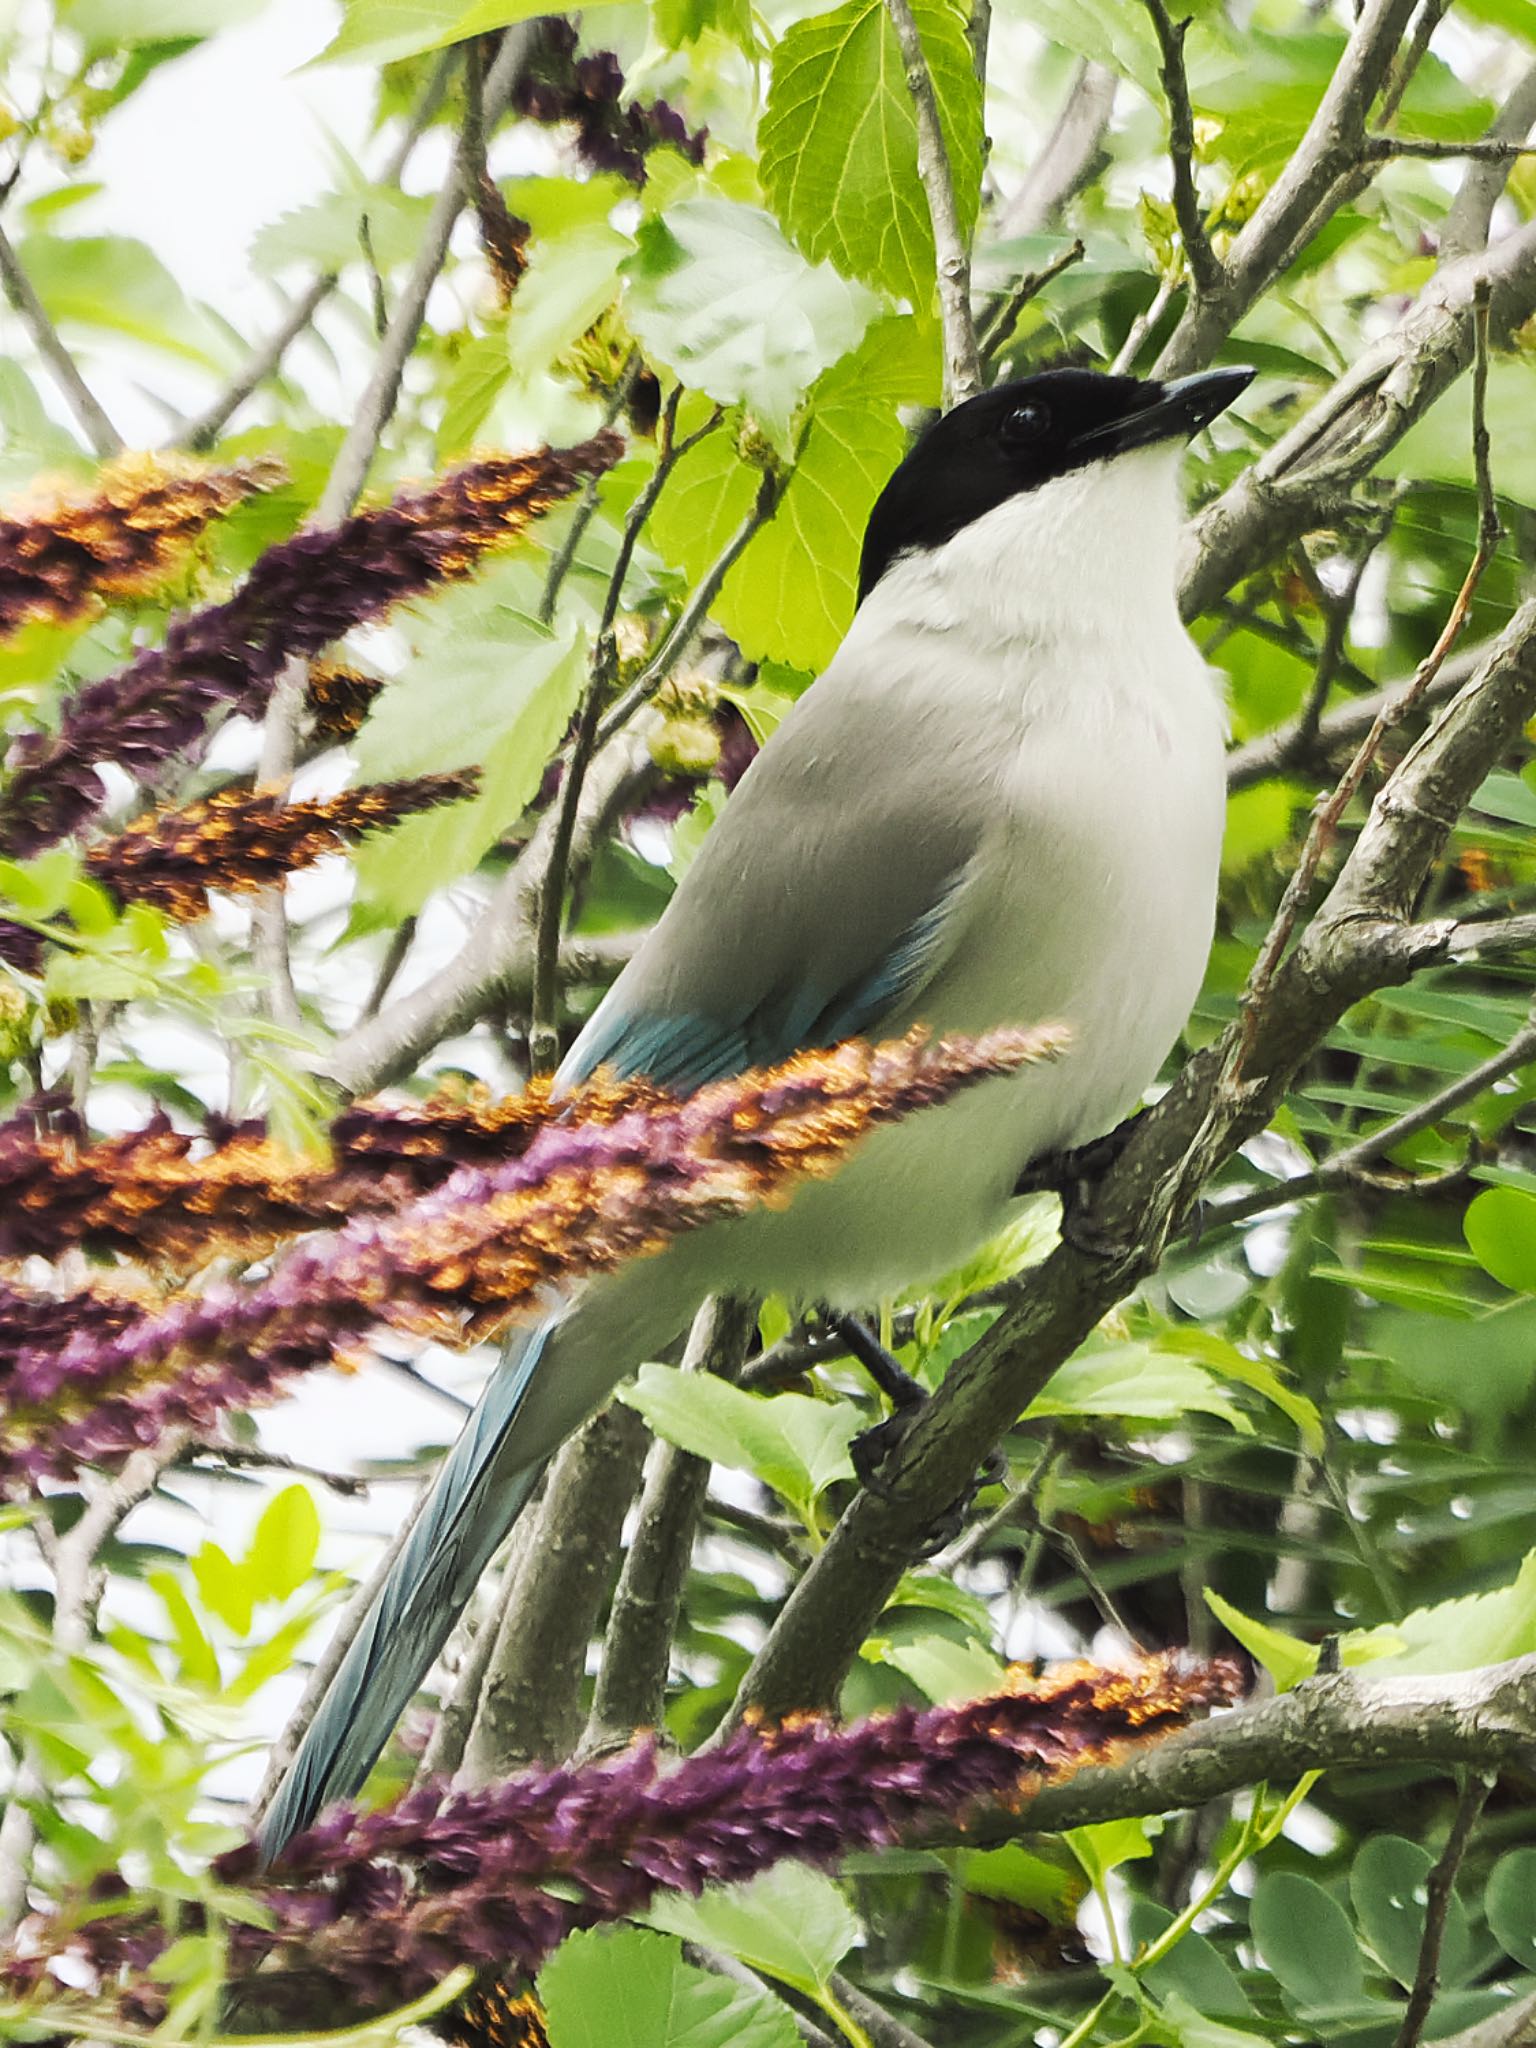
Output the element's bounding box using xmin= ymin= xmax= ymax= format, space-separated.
xmin=850 ymin=1404 xmax=1007 ymax=1555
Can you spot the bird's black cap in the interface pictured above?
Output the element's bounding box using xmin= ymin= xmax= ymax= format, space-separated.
xmin=857 ymin=365 xmax=1254 ymax=603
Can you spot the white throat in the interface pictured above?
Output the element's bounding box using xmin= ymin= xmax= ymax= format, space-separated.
xmin=867 ymin=443 xmax=1187 ymax=653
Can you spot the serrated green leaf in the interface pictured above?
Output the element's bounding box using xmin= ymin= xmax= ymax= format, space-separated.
xmin=1203 ymin=1588 xmax=1318 ymax=1690
xmin=17 ymin=234 xmax=218 ymax=365
xmin=1027 ymin=1345 xmax=1253 ymax=1433
xmin=1346 ymin=1547 xmax=1536 ymax=1676
xmin=540 ymin=1924 xmax=798 ymax=2048
xmin=1162 ymin=1331 xmax=1322 ymax=1448
xmin=761 ymin=0 xmax=981 ymax=302
xmin=646 ymin=1864 xmax=860 ymax=1996
xmin=866 ymin=1632 xmax=1005 ymax=1703
xmin=626 ymin=200 xmax=877 ymax=454
xmin=619 ymin=1363 xmax=858 ymax=1525
xmin=504 ymin=226 xmax=633 ymax=389
xmin=315 ymin=0 xmax=625 ymax=67
xmin=245 ymin=1485 xmax=320 ymax=1603
xmin=1068 ymin=1816 xmax=1155 ymax=1886
xmin=351 ymin=565 xmax=587 ymax=916
xmin=252 ymin=186 xmax=436 ymax=276
xmin=649 ymin=317 xmax=936 ymax=669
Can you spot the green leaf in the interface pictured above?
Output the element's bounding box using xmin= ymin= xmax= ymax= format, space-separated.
xmin=148 ymin=1570 xmax=220 ymax=1690
xmin=1487 ymin=1849 xmax=1536 ymax=1970
xmin=1346 ymin=1547 xmax=1536 ymax=1676
xmin=17 ymin=234 xmax=217 ymax=365
xmin=958 ymin=1844 xmax=1082 ymax=1916
xmin=654 ymin=0 xmax=754 ymax=51
xmin=1465 ymin=1186 xmax=1536 ymax=1292
xmin=541 ymin=1925 xmax=798 ymax=2048
xmin=1202 ymin=1588 xmax=1317 ymax=1690
xmin=190 ymin=1542 xmax=253 ymax=1636
xmin=649 ymin=318 xmax=937 ymax=670
xmin=315 ymin=0 xmax=625 ymax=66
xmin=760 ymin=0 xmax=982 ymax=302
xmin=1156 ymin=1992 xmax=1271 ymax=2048
xmin=60 ymin=0 xmax=268 ymax=44
xmin=1129 ymin=1901 xmax=1254 ymax=2019
xmin=1249 ymin=1870 xmax=1365 ymax=2018
xmin=1026 ymin=1345 xmax=1254 ymax=1434
xmin=715 ymin=316 xmax=937 ymax=668
xmin=866 ymin=1632 xmax=1005 ymax=1702
xmin=245 ymin=1485 xmax=320 ymax=1603
xmin=252 ymin=187 xmax=436 ymax=276
xmin=1351 ymin=1834 xmax=1471 ymax=1990
xmin=504 ymin=225 xmax=633 ymax=389
xmin=352 ymin=575 xmax=587 ymax=917
xmin=619 ymin=1363 xmax=858 ymax=1526
xmin=1067 ymin=1816 xmax=1155 ymax=1887
xmin=626 ymin=200 xmax=878 ymax=453
xmin=646 ymin=1865 xmax=860 ymax=1996
xmin=1161 ymin=1330 xmax=1323 ymax=1448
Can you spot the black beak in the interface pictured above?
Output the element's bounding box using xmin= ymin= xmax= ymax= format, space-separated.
xmin=1071 ymin=366 xmax=1255 ymax=457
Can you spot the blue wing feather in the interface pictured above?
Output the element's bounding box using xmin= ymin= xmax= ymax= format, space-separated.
xmin=561 ymin=866 xmax=971 ymax=1094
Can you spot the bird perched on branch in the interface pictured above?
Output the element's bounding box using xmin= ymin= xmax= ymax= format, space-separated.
xmin=259 ymin=363 xmax=1252 ymax=1859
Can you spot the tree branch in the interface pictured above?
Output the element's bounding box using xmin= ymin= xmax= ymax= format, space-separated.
xmin=1140 ymin=0 xmax=1220 ymax=296
xmin=1225 ymin=643 xmax=1485 ymax=790
xmin=947 ymin=1658 xmax=1536 ymax=1845
xmin=1178 ymin=216 xmax=1536 ymax=622
xmin=178 ymin=50 xmax=456 ymax=451
xmin=459 ymin=1402 xmax=651 ymax=1778
xmin=1156 ymin=0 xmax=1421 ymax=377
xmin=883 ymin=0 xmax=982 ymax=406
xmin=996 ymin=61 xmax=1115 ymax=239
xmin=1440 ymin=57 xmax=1536 ymax=265
xmin=583 ymin=1296 xmax=757 ymax=1754
xmin=249 ymin=30 xmax=538 ymax=1029
xmin=0 ymin=217 xmax=121 ymax=458
xmin=1395 ymin=1772 xmax=1496 ymax=2048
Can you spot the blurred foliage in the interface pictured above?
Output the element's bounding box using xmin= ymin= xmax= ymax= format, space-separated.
xmin=0 ymin=0 xmax=1535 ymax=2043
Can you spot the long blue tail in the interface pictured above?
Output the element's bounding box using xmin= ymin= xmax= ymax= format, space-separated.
xmin=257 ymin=1316 xmax=558 ymax=1862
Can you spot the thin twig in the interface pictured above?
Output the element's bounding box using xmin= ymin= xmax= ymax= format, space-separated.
xmin=184 ymin=1442 xmax=371 ymax=1497
xmin=0 ymin=1438 xmax=183 ymax=1933
xmin=1140 ymin=0 xmax=1221 ymax=295
xmin=1201 ymin=996 xmax=1536 ymax=1235
xmin=1393 ymin=1773 xmax=1496 ymax=2048
xmin=0 ymin=217 xmax=121 ymax=457
xmin=537 ymin=354 xmax=642 ymax=626
xmin=360 ymin=916 xmax=417 ymax=1027
xmin=1288 ymin=505 xmax=1401 ymax=762
xmin=249 ymin=30 xmax=536 ymax=1032
xmin=1109 ymin=275 xmax=1175 ymax=376
xmin=1368 ymin=135 xmax=1536 ymax=161
xmin=594 ymin=466 xmax=785 ymax=747
xmin=996 ymin=61 xmax=1114 ymax=238
xmin=977 ymin=239 xmax=1086 ymax=362
xmin=583 ymin=1296 xmax=757 ymax=1753
xmin=529 ymin=389 xmax=720 ymax=1068
xmin=1228 ymin=278 xmax=1499 ymax=1082
xmin=179 ymin=50 xmax=454 ymax=451
xmin=883 ymin=0 xmax=982 ymax=406
xmin=1440 ymin=57 xmax=1536 ymax=265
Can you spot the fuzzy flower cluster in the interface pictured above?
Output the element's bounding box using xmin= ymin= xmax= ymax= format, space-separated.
xmin=0 ymin=772 xmax=481 ymax=973
xmin=512 ymin=20 xmax=707 ymax=187
xmin=0 ymin=1027 xmax=1066 ymax=1488
xmin=0 ymin=434 xmax=622 ymax=858
xmin=85 ymin=770 xmax=481 ymax=921
xmin=0 ymin=452 xmax=283 ymax=637
xmin=6 ymin=1655 xmax=1239 ymax=2025
xmin=304 ymin=661 xmax=385 ymax=742
xmin=0 ymin=1071 xmax=666 ymax=1267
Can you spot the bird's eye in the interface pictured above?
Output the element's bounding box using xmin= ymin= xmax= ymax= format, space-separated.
xmin=1002 ymin=399 xmax=1051 ymax=444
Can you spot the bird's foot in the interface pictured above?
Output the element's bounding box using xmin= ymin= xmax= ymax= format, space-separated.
xmin=827 ymin=1311 xmax=1005 ymax=1556
xmin=1015 ymin=1115 xmax=1141 ymax=1262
